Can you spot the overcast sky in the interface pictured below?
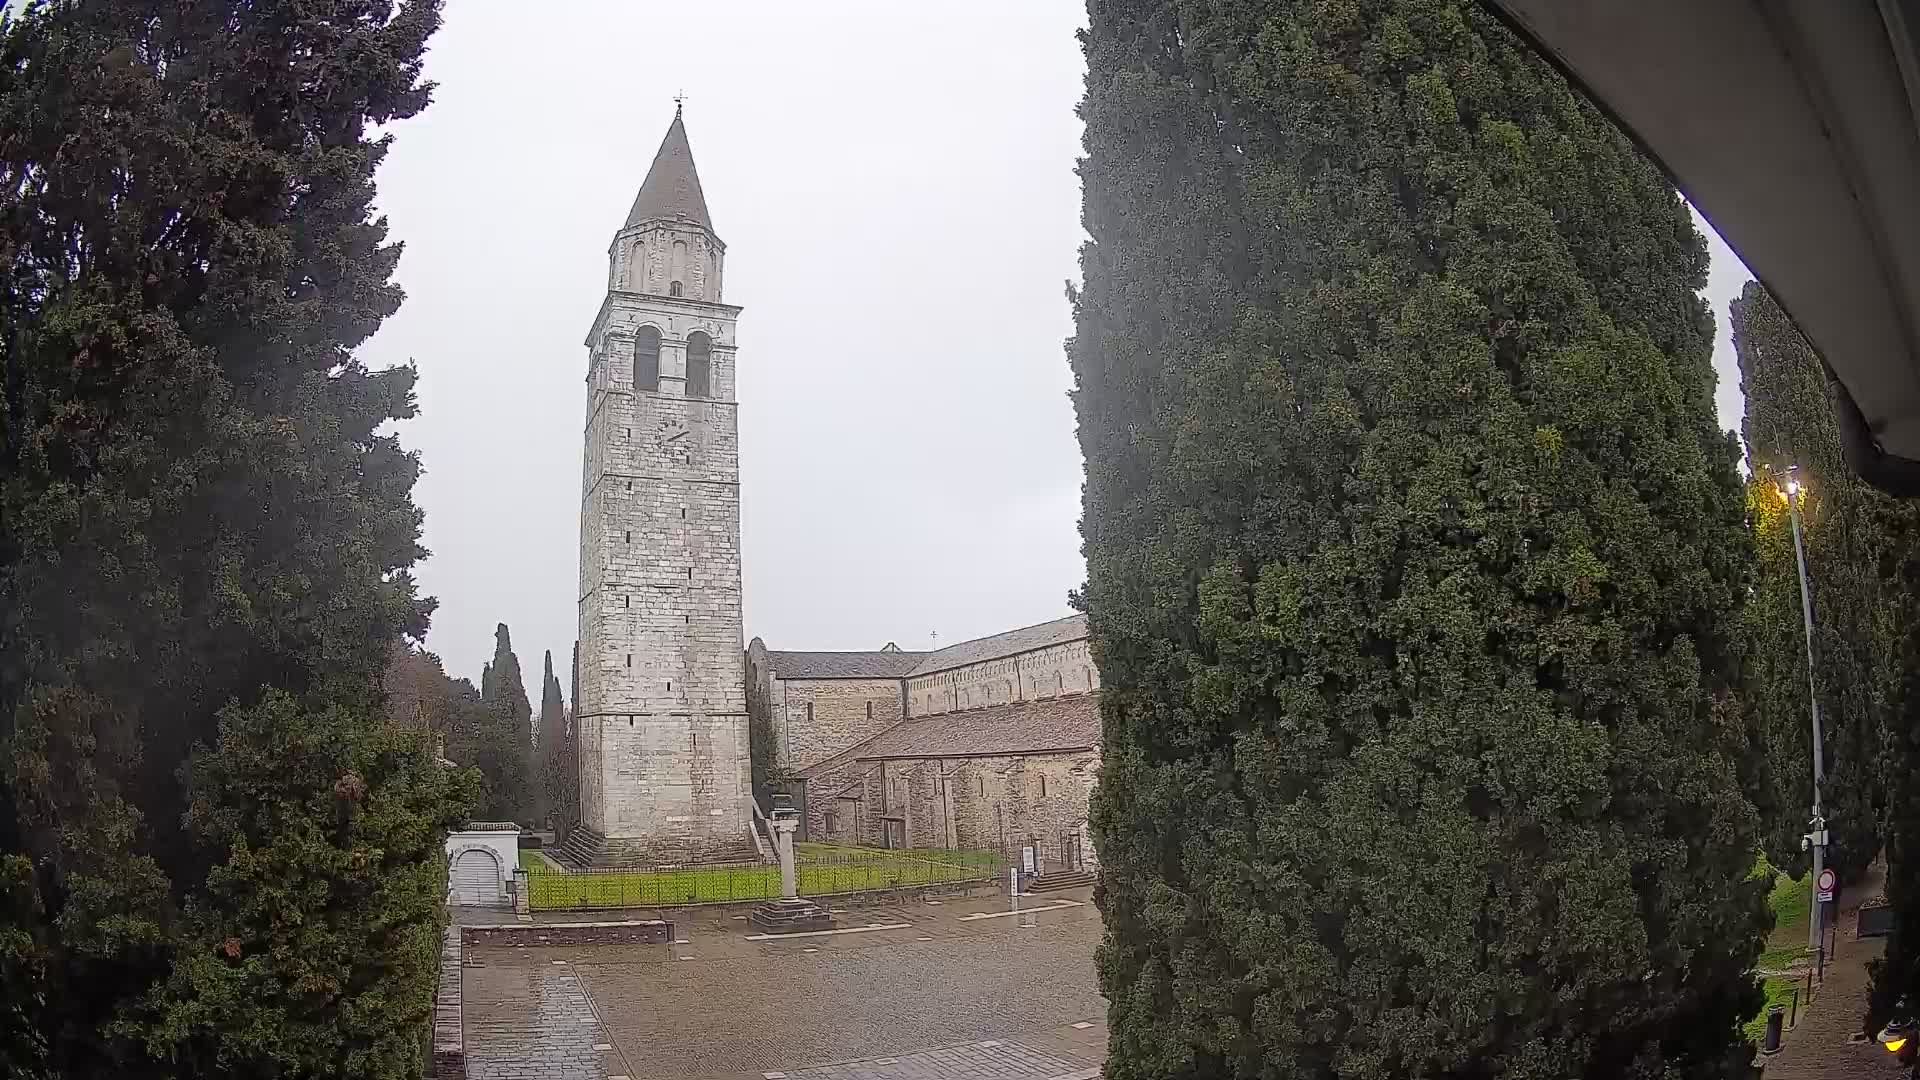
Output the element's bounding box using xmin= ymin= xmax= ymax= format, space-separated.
xmin=359 ymin=1 xmax=1754 ymax=690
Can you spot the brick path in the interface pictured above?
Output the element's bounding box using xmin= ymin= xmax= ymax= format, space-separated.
xmin=1759 ymin=863 xmax=1903 ymax=1080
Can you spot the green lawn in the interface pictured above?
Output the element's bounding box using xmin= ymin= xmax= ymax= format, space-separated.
xmin=1744 ymin=856 xmax=1814 ymax=1042
xmin=524 ymin=846 xmax=1001 ymax=910
xmin=1767 ymin=862 xmax=1812 ymax=936
xmin=1743 ymin=975 xmax=1800 ymax=1041
xmin=1757 ymin=856 xmax=1812 ymax=970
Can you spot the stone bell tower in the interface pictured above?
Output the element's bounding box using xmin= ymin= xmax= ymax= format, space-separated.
xmin=569 ymin=106 xmax=752 ymax=865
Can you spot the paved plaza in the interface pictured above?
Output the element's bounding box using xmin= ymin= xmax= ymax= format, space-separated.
xmin=462 ymin=888 xmax=1106 ymax=1080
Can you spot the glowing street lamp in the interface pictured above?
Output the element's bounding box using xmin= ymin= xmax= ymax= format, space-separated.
xmin=1878 ymin=1003 xmax=1916 ymax=1070
xmin=1780 ymin=467 xmax=1830 ymax=980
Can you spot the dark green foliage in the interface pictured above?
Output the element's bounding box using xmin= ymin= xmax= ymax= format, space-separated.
xmin=747 ymin=660 xmax=775 ymax=808
xmin=0 ymin=854 xmax=50 ymax=1079
xmin=142 ymin=691 xmax=473 ymax=1078
xmin=0 ymin=2 xmax=457 ymax=1076
xmin=1732 ymin=281 xmax=1890 ymax=883
xmin=534 ymin=650 xmax=568 ymax=829
xmin=466 ymin=624 xmax=532 ymax=824
xmin=565 ymin=643 xmax=581 ymax=838
xmin=1870 ymin=500 xmax=1920 ymax=1032
xmin=1070 ymin=2 xmax=1765 ymax=1076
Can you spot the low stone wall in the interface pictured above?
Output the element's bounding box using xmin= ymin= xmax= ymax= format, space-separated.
xmin=429 ymin=926 xmax=464 ymax=1080
xmin=461 ymin=919 xmax=675 ymax=947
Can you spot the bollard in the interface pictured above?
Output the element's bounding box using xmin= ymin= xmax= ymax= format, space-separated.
xmin=1789 ymin=988 xmax=1798 ymax=1029
xmin=1760 ymin=1004 xmax=1786 ymax=1055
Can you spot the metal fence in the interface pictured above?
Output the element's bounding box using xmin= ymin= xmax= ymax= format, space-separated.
xmin=524 ymin=846 xmax=1004 ymax=911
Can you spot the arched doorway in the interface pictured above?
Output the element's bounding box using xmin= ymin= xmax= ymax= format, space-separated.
xmin=449 ymin=847 xmax=503 ymax=906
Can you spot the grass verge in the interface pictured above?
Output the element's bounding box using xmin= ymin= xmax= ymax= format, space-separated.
xmin=1744 ymin=855 xmax=1813 ymax=1042
xmin=1743 ymin=975 xmax=1800 ymax=1042
xmin=523 ymin=846 xmax=1000 ymax=909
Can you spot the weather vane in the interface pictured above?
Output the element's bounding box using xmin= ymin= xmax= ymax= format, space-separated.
xmin=673 ymin=89 xmax=686 ymax=117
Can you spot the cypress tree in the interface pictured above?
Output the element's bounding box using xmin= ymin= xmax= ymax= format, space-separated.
xmin=1731 ymin=281 xmax=1890 ymax=884
xmin=1873 ymin=500 xmax=1920 ymax=1034
xmin=1071 ymin=2 xmax=1765 ymax=1076
xmin=535 ymin=650 xmax=566 ymax=828
xmin=564 ymin=642 xmax=581 ymax=836
xmin=472 ymin=624 xmax=532 ymax=823
xmin=0 ymin=2 xmax=460 ymax=1076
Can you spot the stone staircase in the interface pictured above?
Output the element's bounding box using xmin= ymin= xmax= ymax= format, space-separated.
xmin=1027 ymin=868 xmax=1096 ymax=893
xmin=550 ymin=826 xmax=608 ymax=869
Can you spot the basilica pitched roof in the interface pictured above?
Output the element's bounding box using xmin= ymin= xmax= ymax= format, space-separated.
xmin=906 ymin=614 xmax=1086 ymax=677
xmin=798 ymin=693 xmax=1101 ymax=778
xmin=765 ymin=650 xmax=925 ymax=680
xmin=625 ymin=110 xmax=713 ymax=233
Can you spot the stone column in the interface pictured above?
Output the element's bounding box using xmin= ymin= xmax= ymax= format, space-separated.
xmin=772 ymin=816 xmax=798 ymax=898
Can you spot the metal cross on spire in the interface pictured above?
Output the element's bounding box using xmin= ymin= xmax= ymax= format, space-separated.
xmin=673 ymin=90 xmax=686 ymax=117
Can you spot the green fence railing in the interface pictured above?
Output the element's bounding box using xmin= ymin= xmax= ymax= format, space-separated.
xmin=524 ymin=848 xmax=1002 ymax=910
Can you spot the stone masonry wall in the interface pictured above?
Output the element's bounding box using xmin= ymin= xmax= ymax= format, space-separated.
xmin=814 ymin=751 xmax=1099 ymax=870
xmin=613 ymin=221 xmax=722 ymax=303
xmin=904 ymin=638 xmax=1100 ymax=718
xmin=800 ymin=755 xmax=871 ymax=844
xmin=767 ymin=676 xmax=905 ymax=774
xmin=577 ymin=212 xmax=750 ymax=854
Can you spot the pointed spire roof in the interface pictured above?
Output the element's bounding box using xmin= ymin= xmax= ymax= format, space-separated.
xmin=624 ymin=108 xmax=713 ymax=233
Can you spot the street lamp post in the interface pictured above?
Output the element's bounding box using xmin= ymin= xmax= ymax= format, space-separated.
xmin=1783 ymin=473 xmax=1829 ymax=979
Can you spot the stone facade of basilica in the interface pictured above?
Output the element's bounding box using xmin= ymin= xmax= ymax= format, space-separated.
xmin=747 ymin=616 xmax=1103 ymax=872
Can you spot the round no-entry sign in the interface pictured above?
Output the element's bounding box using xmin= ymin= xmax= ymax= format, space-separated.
xmin=1817 ymin=867 xmax=1838 ymax=902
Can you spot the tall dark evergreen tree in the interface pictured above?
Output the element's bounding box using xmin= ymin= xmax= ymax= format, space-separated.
xmin=1872 ymin=498 xmax=1920 ymax=1036
xmin=534 ymin=650 xmax=565 ymax=827
xmin=1070 ymin=3 xmax=1766 ymax=1077
xmin=0 ymin=3 xmax=466 ymax=1077
xmin=1732 ymin=281 xmax=1890 ymax=884
xmin=562 ymin=642 xmax=581 ymax=836
xmin=469 ymin=624 xmax=531 ymax=823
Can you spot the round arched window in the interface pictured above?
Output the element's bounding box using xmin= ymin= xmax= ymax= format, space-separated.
xmin=686 ymin=331 xmax=712 ymax=398
xmin=634 ymin=326 xmax=661 ymax=391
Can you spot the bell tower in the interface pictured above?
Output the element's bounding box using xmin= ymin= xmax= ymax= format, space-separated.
xmin=573 ymin=106 xmax=752 ymax=864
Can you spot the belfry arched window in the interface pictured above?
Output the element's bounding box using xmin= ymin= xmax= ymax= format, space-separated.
xmin=634 ymin=326 xmax=661 ymax=391
xmin=686 ymin=331 xmax=712 ymax=398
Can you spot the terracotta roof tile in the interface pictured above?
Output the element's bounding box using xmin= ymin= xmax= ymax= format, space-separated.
xmin=801 ymin=693 xmax=1100 ymax=777
xmin=907 ymin=615 xmax=1086 ymax=677
xmin=766 ymin=650 xmax=925 ymax=679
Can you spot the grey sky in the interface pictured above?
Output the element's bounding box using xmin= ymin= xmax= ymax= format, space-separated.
xmin=360 ymin=1 xmax=1754 ymax=690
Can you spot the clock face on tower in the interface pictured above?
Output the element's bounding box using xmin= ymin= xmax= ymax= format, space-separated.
xmin=652 ymin=416 xmax=692 ymax=465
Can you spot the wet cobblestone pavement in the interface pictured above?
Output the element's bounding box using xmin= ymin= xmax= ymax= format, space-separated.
xmin=462 ymin=959 xmax=626 ymax=1080
xmin=769 ymin=1036 xmax=1100 ymax=1080
xmin=462 ymin=889 xmax=1104 ymax=1080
